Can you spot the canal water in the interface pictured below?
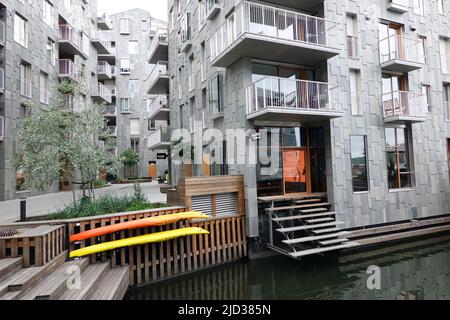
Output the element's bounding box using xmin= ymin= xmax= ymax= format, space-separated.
xmin=124 ymin=234 xmax=450 ymax=300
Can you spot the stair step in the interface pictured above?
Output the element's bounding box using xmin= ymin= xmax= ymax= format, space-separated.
xmin=277 ymin=221 xmax=344 ymax=233
xmin=319 ymin=238 xmax=350 ymax=246
xmin=0 ymin=258 xmax=23 ymax=283
xmin=59 ymin=262 xmax=110 ymax=300
xmin=282 ymin=232 xmax=351 ymax=245
xmin=0 ymin=251 xmax=67 ymax=296
xmin=267 ymin=203 xmax=331 ymax=213
xmin=289 ymin=242 xmax=360 ymax=258
xmin=20 ymin=258 xmax=89 ymax=300
xmin=293 ymin=199 xmax=322 ymax=204
xmin=306 ymin=218 xmax=335 ymax=224
xmin=0 ymin=291 xmax=22 ymax=300
xmin=298 ymin=208 xmax=329 ymax=214
xmin=272 ymin=212 xmax=335 ymax=222
xmin=89 ymin=267 xmax=129 ymax=300
xmin=312 ymin=227 xmax=344 ymax=234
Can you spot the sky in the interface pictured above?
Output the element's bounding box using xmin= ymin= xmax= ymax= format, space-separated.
xmin=97 ymin=0 xmax=168 ymax=22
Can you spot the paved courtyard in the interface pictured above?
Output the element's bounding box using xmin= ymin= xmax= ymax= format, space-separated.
xmin=0 ymin=182 xmax=167 ymax=224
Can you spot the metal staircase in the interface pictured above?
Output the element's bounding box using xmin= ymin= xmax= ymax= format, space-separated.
xmin=266 ymin=198 xmax=359 ymax=259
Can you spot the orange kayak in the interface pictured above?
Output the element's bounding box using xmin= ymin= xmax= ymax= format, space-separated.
xmin=70 ymin=212 xmax=208 ymax=242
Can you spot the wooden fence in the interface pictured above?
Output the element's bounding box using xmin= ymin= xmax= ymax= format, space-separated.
xmin=0 ymin=225 xmax=66 ymax=267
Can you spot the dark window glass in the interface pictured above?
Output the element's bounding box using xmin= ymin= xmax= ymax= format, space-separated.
xmin=350 ymin=135 xmax=369 ymax=192
xmin=282 ymin=128 xmax=307 ymax=147
xmin=385 ymin=127 xmax=413 ymax=189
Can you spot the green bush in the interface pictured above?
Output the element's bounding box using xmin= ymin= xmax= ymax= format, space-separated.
xmin=48 ymin=184 xmax=167 ymax=220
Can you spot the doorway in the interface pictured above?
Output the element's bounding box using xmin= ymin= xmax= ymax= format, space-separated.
xmin=282 ymin=149 xmax=308 ymax=194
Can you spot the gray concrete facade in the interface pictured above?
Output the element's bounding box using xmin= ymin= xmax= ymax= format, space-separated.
xmin=168 ymin=0 xmax=450 ymax=239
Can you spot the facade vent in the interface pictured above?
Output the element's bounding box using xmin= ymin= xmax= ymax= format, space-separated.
xmin=192 ymin=194 xmax=214 ymax=215
xmin=216 ymin=192 xmax=238 ymax=216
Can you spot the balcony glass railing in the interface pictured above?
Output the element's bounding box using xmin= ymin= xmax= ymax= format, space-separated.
xmin=347 ymin=35 xmax=359 ymax=59
xmin=148 ymin=33 xmax=168 ymax=61
xmin=98 ymin=61 xmax=112 ymax=77
xmin=91 ymin=29 xmax=111 ymax=50
xmin=382 ymin=91 xmax=427 ymax=119
xmin=105 ymin=85 xmax=117 ymax=96
xmin=246 ymin=76 xmax=340 ymax=115
xmin=149 ymin=95 xmax=169 ymax=115
xmin=441 ymin=54 xmax=450 ymax=75
xmin=0 ymin=20 xmax=5 ymax=46
xmin=58 ymin=59 xmax=78 ymax=80
xmin=105 ymin=105 xmax=117 ymax=116
xmin=0 ymin=67 xmax=4 ymax=92
xmin=59 ymin=25 xmax=82 ymax=50
xmin=210 ymin=1 xmax=337 ymax=62
xmin=94 ymin=83 xmax=112 ymax=102
xmin=147 ymin=61 xmax=169 ymax=87
xmin=379 ymin=35 xmax=426 ymax=65
xmin=148 ymin=128 xmax=171 ymax=148
xmin=20 ymin=79 xmax=32 ymax=98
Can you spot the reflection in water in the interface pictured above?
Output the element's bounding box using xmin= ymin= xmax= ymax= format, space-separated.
xmin=124 ymin=234 xmax=450 ymax=300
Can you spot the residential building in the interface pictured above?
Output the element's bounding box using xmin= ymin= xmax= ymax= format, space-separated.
xmin=167 ymin=0 xmax=450 ymax=256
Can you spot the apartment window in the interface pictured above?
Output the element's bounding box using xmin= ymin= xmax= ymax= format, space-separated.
xmin=131 ymin=138 xmax=140 ymax=153
xmin=440 ymin=38 xmax=450 ymax=74
xmin=39 ymin=72 xmax=49 ymax=105
xmin=227 ymin=13 xmax=236 ymax=45
xmin=81 ymin=32 xmax=89 ymax=57
xmin=198 ymin=0 xmax=206 ymax=29
xmin=438 ymin=0 xmax=447 ymax=14
xmin=350 ymin=135 xmax=369 ymax=192
xmin=120 ymin=18 xmax=130 ymax=34
xmin=413 ymin=0 xmax=424 ymax=15
xmin=179 ymin=105 xmax=184 ymax=128
xmin=188 ymin=55 xmax=195 ymax=92
xmin=176 ymin=0 xmax=181 ymax=16
xmin=141 ymin=20 xmax=148 ymax=32
xmin=421 ymin=84 xmax=431 ymax=112
xmin=20 ymin=63 xmax=32 ymax=98
xmin=447 ymin=139 xmax=450 ymax=181
xmin=346 ymin=14 xmax=358 ymax=58
xmin=444 ymin=84 xmax=450 ymax=120
xmin=385 ymin=127 xmax=413 ymax=190
xmin=209 ymin=74 xmax=224 ymax=115
xmin=130 ymin=119 xmax=140 ymax=136
xmin=64 ymin=0 xmax=72 ymax=11
xmin=178 ymin=69 xmax=183 ymax=99
xmin=46 ymin=38 xmax=56 ymax=66
xmin=181 ymin=12 xmax=192 ymax=44
xmin=120 ymin=98 xmax=131 ymax=113
xmin=14 ymin=14 xmax=28 ymax=48
xmin=169 ymin=9 xmax=175 ymax=33
xmin=419 ymin=36 xmax=427 ymax=63
xmin=189 ymin=97 xmax=195 ymax=133
xmin=349 ymin=69 xmax=362 ymax=116
xmin=120 ymin=59 xmax=131 ymax=74
xmin=43 ymin=0 xmax=54 ymax=27
xmin=129 ymin=79 xmax=140 ymax=95
xmin=129 ymin=40 xmax=139 ymax=54
xmin=200 ymin=42 xmax=206 ymax=82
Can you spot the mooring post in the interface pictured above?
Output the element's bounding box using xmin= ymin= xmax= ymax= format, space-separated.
xmin=20 ymin=197 xmax=27 ymax=222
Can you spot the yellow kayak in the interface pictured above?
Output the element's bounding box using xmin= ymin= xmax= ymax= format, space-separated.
xmin=69 ymin=227 xmax=209 ymax=258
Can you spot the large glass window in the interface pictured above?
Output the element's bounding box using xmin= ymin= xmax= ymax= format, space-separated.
xmin=46 ymin=38 xmax=56 ymax=66
xmin=385 ymin=127 xmax=413 ymax=189
xmin=209 ymin=74 xmax=224 ymax=115
xmin=350 ymin=135 xmax=369 ymax=192
xmin=43 ymin=0 xmax=54 ymax=27
xmin=120 ymin=18 xmax=130 ymax=34
xmin=120 ymin=98 xmax=131 ymax=113
xmin=14 ymin=13 xmax=28 ymax=48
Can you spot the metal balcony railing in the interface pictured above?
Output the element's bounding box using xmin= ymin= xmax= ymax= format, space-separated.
xmin=0 ymin=20 xmax=5 ymax=46
xmin=382 ymin=91 xmax=427 ymax=119
xmin=58 ymin=59 xmax=79 ymax=80
xmin=148 ymin=128 xmax=171 ymax=149
xmin=94 ymin=83 xmax=112 ymax=102
xmin=441 ymin=54 xmax=450 ymax=75
xmin=105 ymin=105 xmax=117 ymax=116
xmin=210 ymin=1 xmax=337 ymax=62
xmin=379 ymin=35 xmax=426 ymax=65
xmin=347 ymin=35 xmax=359 ymax=58
xmin=147 ymin=61 xmax=169 ymax=87
xmin=0 ymin=67 xmax=4 ymax=92
xmin=20 ymin=79 xmax=32 ymax=98
xmin=246 ymin=76 xmax=340 ymax=115
xmin=63 ymin=94 xmax=75 ymax=109
xmin=59 ymin=25 xmax=82 ymax=50
xmin=98 ymin=61 xmax=112 ymax=77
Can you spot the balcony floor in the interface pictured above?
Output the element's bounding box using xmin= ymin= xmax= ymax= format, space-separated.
xmin=149 ymin=142 xmax=171 ymax=151
xmin=381 ymin=60 xmax=424 ymax=73
xmin=149 ymin=43 xmax=169 ymax=64
xmin=97 ymin=73 xmax=112 ymax=81
xmin=212 ymin=33 xmax=339 ymax=68
xmin=92 ymin=95 xmax=111 ymax=105
xmin=384 ymin=115 xmax=427 ymax=124
xmin=147 ymin=76 xmax=169 ymax=95
xmin=149 ymin=108 xmax=170 ymax=121
xmin=59 ymin=41 xmax=87 ymax=60
xmin=92 ymin=40 xmax=110 ymax=55
xmin=265 ymin=0 xmax=325 ymax=12
xmin=247 ymin=107 xmax=344 ymax=124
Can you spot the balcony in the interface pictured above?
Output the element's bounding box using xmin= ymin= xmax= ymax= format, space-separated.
xmin=148 ymin=128 xmax=171 ymax=151
xmin=0 ymin=67 xmax=4 ymax=94
xmin=92 ymin=83 xmax=112 ymax=104
xmin=382 ymin=91 xmax=427 ymax=123
xmin=0 ymin=116 xmax=4 ymax=142
xmin=97 ymin=12 xmax=112 ymax=30
xmin=210 ymin=1 xmax=339 ymax=68
xmin=148 ymin=33 xmax=169 ymax=64
xmin=387 ymin=0 xmax=409 ymax=13
xmin=264 ymin=0 xmax=327 ymax=12
xmin=91 ymin=29 xmax=111 ymax=55
xmin=97 ymin=61 xmax=112 ymax=80
xmin=98 ymin=47 xmax=116 ymax=64
xmin=245 ymin=76 xmax=342 ymax=123
xmin=147 ymin=61 xmax=169 ymax=95
xmin=63 ymin=94 xmax=75 ymax=110
xmin=104 ymin=105 xmax=117 ymax=117
xmin=0 ymin=20 xmax=5 ymax=47
xmin=58 ymin=59 xmax=79 ymax=82
xmin=108 ymin=126 xmax=117 ymax=137
xmin=105 ymin=85 xmax=117 ymax=97
xmin=380 ymin=35 xmax=425 ymax=73
xmin=206 ymin=0 xmax=221 ymax=20
xmin=59 ymin=25 xmax=87 ymax=59
xmin=20 ymin=79 xmax=32 ymax=98
xmin=149 ymin=95 xmax=169 ymax=121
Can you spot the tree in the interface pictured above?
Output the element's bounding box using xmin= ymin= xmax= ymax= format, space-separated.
xmin=119 ymin=149 xmax=140 ymax=179
xmin=13 ymin=80 xmax=121 ymax=202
